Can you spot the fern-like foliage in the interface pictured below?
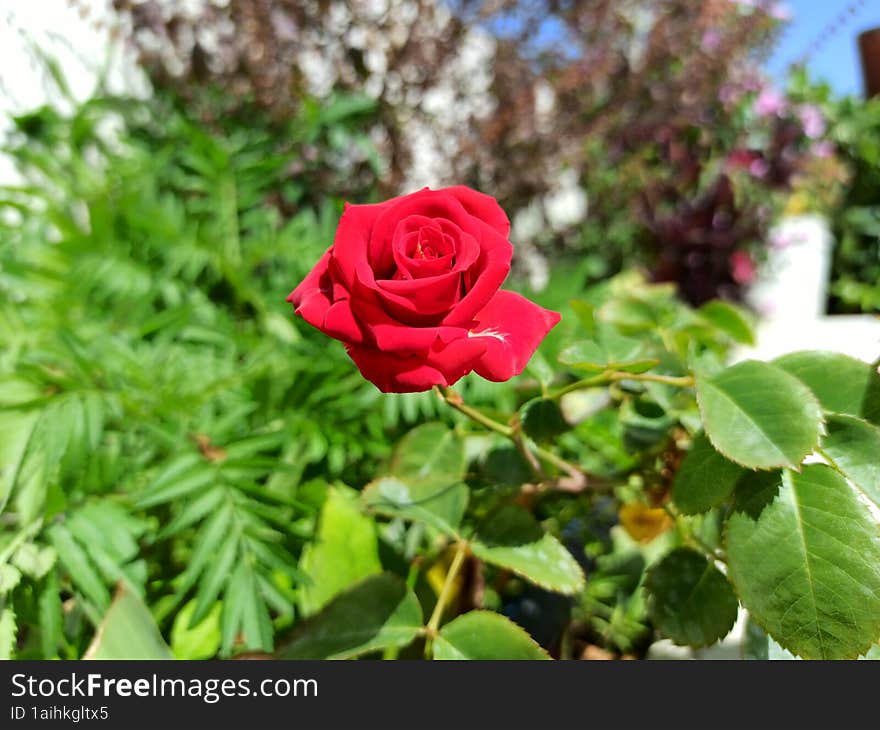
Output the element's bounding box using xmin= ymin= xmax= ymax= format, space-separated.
xmin=0 ymin=83 xmax=426 ymax=657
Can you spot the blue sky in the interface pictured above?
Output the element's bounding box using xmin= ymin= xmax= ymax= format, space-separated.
xmin=766 ymin=0 xmax=880 ymax=95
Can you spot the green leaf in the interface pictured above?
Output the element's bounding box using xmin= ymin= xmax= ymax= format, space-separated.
xmin=0 ymin=564 xmax=22 ymax=594
xmin=521 ymin=398 xmax=569 ymax=442
xmin=821 ymin=414 xmax=880 ymax=509
xmin=48 ymin=524 xmax=110 ymax=615
xmin=433 ymin=611 xmax=550 ymax=660
xmin=390 ymin=423 xmax=465 ymax=486
xmin=297 ymin=486 xmax=381 ymax=616
xmin=471 ymin=504 xmax=585 ymax=595
xmin=672 ymin=433 xmax=745 ymax=514
xmin=732 ymin=470 xmax=783 ymax=520
xmin=0 ymin=608 xmax=15 ymax=660
xmin=39 ymin=570 xmax=62 ymax=659
xmin=84 ymin=585 xmax=172 ymax=659
xmin=773 ymin=351 xmax=880 ymax=424
xmin=696 ymin=360 xmax=823 ymax=469
xmin=697 ymin=301 xmax=755 ymax=345
xmin=280 ymin=574 xmax=422 ymax=659
xmin=726 ymin=465 xmax=880 ymax=659
xmin=362 ymin=476 xmax=468 ymax=536
xmin=559 ymin=338 xmax=658 ymax=374
xmin=171 ymin=600 xmax=221 ymax=659
xmin=559 ymin=340 xmax=607 ymax=371
xmin=645 ymin=548 xmax=738 ymax=647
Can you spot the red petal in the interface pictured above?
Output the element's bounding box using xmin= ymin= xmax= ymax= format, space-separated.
xmin=287 ymin=248 xmax=333 ymax=329
xmin=346 ymin=333 xmax=485 ymax=393
xmin=440 ymin=219 xmax=512 ymax=326
xmin=331 ymin=202 xmax=390 ymax=288
xmin=443 ymin=186 xmax=511 ymax=236
xmin=470 ymin=291 xmax=561 ymax=382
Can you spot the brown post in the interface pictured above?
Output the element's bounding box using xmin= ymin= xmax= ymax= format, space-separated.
xmin=859 ymin=27 xmax=880 ymax=98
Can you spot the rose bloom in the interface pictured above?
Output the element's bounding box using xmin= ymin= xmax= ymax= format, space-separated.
xmin=288 ymin=187 xmax=560 ymax=393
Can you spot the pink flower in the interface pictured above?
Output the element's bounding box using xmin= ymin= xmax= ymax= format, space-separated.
xmin=730 ymin=250 xmax=757 ymax=285
xmin=753 ymin=87 xmax=786 ymax=117
xmin=749 ymin=158 xmax=770 ymax=178
xmin=701 ymin=30 xmax=722 ymax=52
xmin=812 ymin=140 xmax=835 ymax=158
xmin=768 ymin=2 xmax=792 ymax=20
xmin=798 ymin=104 xmax=826 ymax=139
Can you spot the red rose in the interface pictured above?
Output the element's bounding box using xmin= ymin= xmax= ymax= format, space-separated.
xmin=287 ymin=186 xmax=560 ymax=393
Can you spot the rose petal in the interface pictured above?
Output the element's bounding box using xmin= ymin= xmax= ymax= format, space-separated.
xmin=443 ymin=186 xmax=511 ymax=236
xmin=470 ymin=290 xmax=561 ymax=382
xmin=440 ymin=219 xmax=513 ymax=326
xmin=346 ymin=334 xmax=486 ymax=393
xmin=356 ymin=260 xmax=460 ymax=325
xmin=331 ymin=201 xmax=390 ymax=288
xmin=347 ymin=345 xmax=447 ymax=393
xmin=287 ymin=248 xmax=333 ymax=329
xmin=368 ymin=189 xmax=482 ymax=274
xmin=322 ymin=299 xmax=364 ymax=344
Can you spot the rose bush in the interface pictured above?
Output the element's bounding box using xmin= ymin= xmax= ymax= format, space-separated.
xmin=288 ymin=187 xmax=560 ymax=392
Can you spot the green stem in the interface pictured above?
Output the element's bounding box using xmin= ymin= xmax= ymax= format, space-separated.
xmin=435 ymin=386 xmax=512 ymax=437
xmin=436 ymin=386 xmax=592 ymax=491
xmin=551 ymin=371 xmax=694 ymax=400
xmin=424 ymin=540 xmax=469 ymax=659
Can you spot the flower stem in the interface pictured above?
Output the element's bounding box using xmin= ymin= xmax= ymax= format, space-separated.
xmin=435 ymin=386 xmax=513 ymax=437
xmin=424 ymin=540 xmax=469 ymax=658
xmin=435 ymin=386 xmax=591 ymax=490
xmin=551 ymin=370 xmax=694 ymax=399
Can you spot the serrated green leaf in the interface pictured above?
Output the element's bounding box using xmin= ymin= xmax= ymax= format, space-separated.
xmin=48 ymin=524 xmax=110 ymax=614
xmin=672 ymin=433 xmax=745 ymax=514
xmin=433 ymin=610 xmax=550 ymax=660
xmin=177 ymin=502 xmax=234 ymax=595
xmin=362 ymin=476 xmax=468 ymax=536
xmin=727 ymin=465 xmax=880 ymax=659
xmin=12 ymin=542 xmax=56 ymax=579
xmin=696 ymin=360 xmax=823 ymax=469
xmin=297 ymin=487 xmax=381 ymax=616
xmin=698 ymin=300 xmax=755 ymax=345
xmin=191 ymin=534 xmax=239 ymax=626
xmin=280 ymin=574 xmax=422 ymax=659
xmin=732 ymin=470 xmax=783 ymax=520
xmin=471 ymin=504 xmax=584 ymax=595
xmin=645 ymin=548 xmax=738 ymax=648
xmin=390 ymin=423 xmax=465 ymax=486
xmin=0 ymin=564 xmax=22 ymax=594
xmin=559 ymin=340 xmax=607 ymax=371
xmin=84 ymin=585 xmax=172 ymax=659
xmin=559 ymin=337 xmax=658 ymax=375
xmin=773 ymin=351 xmax=880 ymax=424
xmin=820 ymin=414 xmax=880 ymax=509
xmin=135 ymin=463 xmax=214 ymax=509
xmin=521 ymin=398 xmax=569 ymax=442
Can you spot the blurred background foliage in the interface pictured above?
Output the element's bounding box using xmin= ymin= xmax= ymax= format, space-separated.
xmin=0 ymin=0 xmax=879 ymax=659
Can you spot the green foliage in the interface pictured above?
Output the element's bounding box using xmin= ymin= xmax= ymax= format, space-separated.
xmin=279 ymin=574 xmax=423 ymax=659
xmin=696 ymin=360 xmax=823 ymax=469
xmin=645 ymin=548 xmax=738 ymax=648
xmin=2 ymin=81 xmax=879 ymax=661
xmin=433 ymin=611 xmax=550 ymax=660
xmin=727 ymin=467 xmax=880 ymax=659
xmin=84 ymin=586 xmax=173 ymax=660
